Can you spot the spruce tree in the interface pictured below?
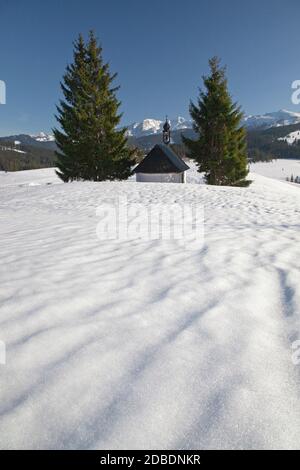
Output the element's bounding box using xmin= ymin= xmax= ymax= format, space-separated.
xmin=183 ymin=57 xmax=250 ymax=187
xmin=54 ymin=32 xmax=135 ymax=182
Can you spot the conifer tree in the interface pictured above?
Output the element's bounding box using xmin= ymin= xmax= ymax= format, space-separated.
xmin=183 ymin=57 xmax=250 ymax=186
xmin=54 ymin=32 xmax=135 ymax=182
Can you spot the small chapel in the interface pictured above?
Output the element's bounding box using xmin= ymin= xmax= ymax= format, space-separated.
xmin=133 ymin=118 xmax=190 ymax=183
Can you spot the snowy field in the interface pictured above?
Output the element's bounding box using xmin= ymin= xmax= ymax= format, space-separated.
xmin=250 ymin=158 xmax=300 ymax=183
xmin=0 ymin=161 xmax=300 ymax=449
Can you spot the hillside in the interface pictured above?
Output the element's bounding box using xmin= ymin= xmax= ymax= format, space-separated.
xmin=0 ymin=133 xmax=56 ymax=150
xmin=0 ymin=140 xmax=56 ymax=171
xmin=0 ymin=164 xmax=300 ymax=449
xmin=247 ymin=123 xmax=300 ymax=160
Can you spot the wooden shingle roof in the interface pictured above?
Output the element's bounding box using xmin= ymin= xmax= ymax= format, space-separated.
xmin=133 ymin=144 xmax=190 ymax=174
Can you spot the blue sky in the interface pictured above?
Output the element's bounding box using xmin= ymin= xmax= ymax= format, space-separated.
xmin=0 ymin=0 xmax=300 ymax=136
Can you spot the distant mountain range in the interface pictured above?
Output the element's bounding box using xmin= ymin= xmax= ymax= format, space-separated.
xmin=2 ymin=106 xmax=300 ymax=173
xmin=243 ymin=109 xmax=300 ymax=130
xmin=127 ymin=109 xmax=300 ymax=137
xmin=1 ymin=109 xmax=300 ymax=148
xmin=0 ymin=132 xmax=56 ymax=150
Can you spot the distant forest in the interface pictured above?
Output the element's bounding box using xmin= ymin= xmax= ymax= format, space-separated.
xmin=0 ymin=141 xmax=56 ymax=172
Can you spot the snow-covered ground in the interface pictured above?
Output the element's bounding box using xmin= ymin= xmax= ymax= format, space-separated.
xmin=250 ymin=158 xmax=300 ymax=183
xmin=0 ymin=161 xmax=300 ymax=449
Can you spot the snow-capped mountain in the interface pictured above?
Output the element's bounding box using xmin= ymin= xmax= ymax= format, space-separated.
xmin=126 ymin=116 xmax=193 ymax=138
xmin=31 ymin=132 xmax=55 ymax=142
xmin=243 ymin=109 xmax=300 ymax=129
xmin=126 ymin=110 xmax=300 ymax=137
